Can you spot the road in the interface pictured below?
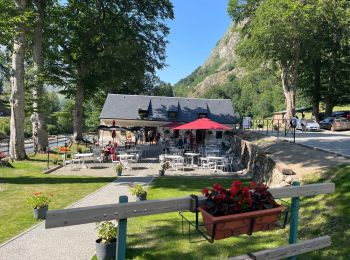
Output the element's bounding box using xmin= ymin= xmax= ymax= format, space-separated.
xmin=0 ymin=136 xmax=71 ymax=155
xmin=261 ymin=129 xmax=350 ymax=157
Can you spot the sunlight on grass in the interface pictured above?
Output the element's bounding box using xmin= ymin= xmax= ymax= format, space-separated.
xmin=0 ymin=154 xmax=115 ymax=244
xmin=93 ymin=169 xmax=350 ymax=259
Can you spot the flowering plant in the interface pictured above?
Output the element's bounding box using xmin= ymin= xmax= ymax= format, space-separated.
xmin=201 ymin=180 xmax=279 ymax=217
xmin=27 ymin=192 xmax=53 ymax=209
xmin=96 ymin=221 xmax=118 ymax=244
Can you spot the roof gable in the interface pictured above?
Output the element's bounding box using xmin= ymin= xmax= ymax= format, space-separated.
xmin=100 ymin=94 xmax=236 ymax=124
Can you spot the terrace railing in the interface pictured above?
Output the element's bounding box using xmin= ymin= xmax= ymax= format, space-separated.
xmin=45 ymin=182 xmax=335 ymax=260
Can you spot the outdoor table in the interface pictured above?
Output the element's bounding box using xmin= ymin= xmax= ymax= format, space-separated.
xmin=205 ymin=149 xmax=220 ymax=156
xmin=164 ymin=155 xmax=183 ymax=169
xmin=184 ymin=152 xmax=200 ymax=166
xmin=73 ymin=153 xmax=94 ymax=168
xmin=118 ymin=154 xmax=136 ymax=161
xmin=206 ymin=156 xmax=225 ymax=171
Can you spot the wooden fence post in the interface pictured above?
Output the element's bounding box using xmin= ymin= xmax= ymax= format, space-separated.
xmin=288 ymin=181 xmax=300 ymax=260
xmin=117 ymin=195 xmax=128 ymax=260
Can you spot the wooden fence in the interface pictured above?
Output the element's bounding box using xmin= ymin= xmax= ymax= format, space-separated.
xmin=45 ymin=182 xmax=335 ymax=259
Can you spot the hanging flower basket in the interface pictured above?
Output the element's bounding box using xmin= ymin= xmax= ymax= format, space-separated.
xmin=199 ymin=181 xmax=285 ymax=240
xmin=198 ymin=205 xmax=284 ymax=240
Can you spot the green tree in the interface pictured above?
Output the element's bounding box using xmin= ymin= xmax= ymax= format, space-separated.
xmin=53 ymin=0 xmax=173 ymax=142
xmin=228 ymin=0 xmax=312 ymax=119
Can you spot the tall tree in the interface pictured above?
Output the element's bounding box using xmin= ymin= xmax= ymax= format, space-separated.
xmin=30 ymin=0 xmax=48 ymax=153
xmin=9 ymin=0 xmax=28 ymax=159
xmin=55 ymin=0 xmax=173 ymax=141
xmin=228 ymin=0 xmax=311 ymax=119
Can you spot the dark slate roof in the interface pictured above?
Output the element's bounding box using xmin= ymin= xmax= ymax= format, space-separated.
xmin=100 ymin=94 xmax=237 ymax=124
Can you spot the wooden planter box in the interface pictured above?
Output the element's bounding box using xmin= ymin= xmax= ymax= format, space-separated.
xmin=198 ymin=206 xmax=285 ymax=240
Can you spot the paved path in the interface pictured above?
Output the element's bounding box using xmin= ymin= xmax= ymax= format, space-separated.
xmin=258 ymin=130 xmax=350 ymax=157
xmin=0 ymin=176 xmax=153 ymax=260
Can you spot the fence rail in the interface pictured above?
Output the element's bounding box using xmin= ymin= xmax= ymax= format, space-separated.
xmin=229 ymin=236 xmax=331 ymax=260
xmin=45 ymin=183 xmax=335 ymax=229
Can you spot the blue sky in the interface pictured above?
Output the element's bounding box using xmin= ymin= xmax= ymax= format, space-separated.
xmin=157 ymin=0 xmax=231 ymax=85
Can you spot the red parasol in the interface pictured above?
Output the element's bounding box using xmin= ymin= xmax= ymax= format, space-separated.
xmin=173 ymin=118 xmax=231 ymax=130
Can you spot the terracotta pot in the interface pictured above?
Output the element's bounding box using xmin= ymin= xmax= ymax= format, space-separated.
xmin=198 ymin=206 xmax=285 ymax=240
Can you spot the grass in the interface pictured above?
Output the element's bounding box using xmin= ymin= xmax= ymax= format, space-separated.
xmin=92 ymin=167 xmax=350 ymax=259
xmin=0 ymin=153 xmax=116 ymax=244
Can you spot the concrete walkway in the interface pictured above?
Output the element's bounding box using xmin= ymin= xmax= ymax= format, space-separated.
xmin=0 ymin=176 xmax=153 ymax=260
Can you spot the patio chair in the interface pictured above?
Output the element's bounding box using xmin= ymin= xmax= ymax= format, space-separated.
xmin=94 ymin=154 xmax=104 ymax=167
xmin=61 ymin=154 xmax=71 ymax=166
xmin=199 ymin=157 xmax=214 ymax=172
xmin=70 ymin=157 xmax=81 ymax=170
xmin=174 ymin=157 xmax=185 ymax=171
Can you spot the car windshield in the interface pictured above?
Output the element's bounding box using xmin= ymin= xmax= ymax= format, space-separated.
xmin=339 ymin=118 xmax=348 ymax=122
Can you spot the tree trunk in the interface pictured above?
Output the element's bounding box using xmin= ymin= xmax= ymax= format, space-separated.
xmin=31 ymin=0 xmax=48 ymax=153
xmin=73 ymin=67 xmax=86 ymax=142
xmin=312 ymin=59 xmax=321 ymax=121
xmin=280 ymin=41 xmax=299 ymax=120
xmin=325 ymin=98 xmax=333 ymax=117
xmin=281 ymin=66 xmax=296 ymax=120
xmin=9 ymin=0 xmax=27 ymax=160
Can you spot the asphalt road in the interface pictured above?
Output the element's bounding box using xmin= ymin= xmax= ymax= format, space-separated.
xmin=263 ymin=129 xmax=350 ymax=157
xmin=0 ymin=136 xmax=70 ymax=155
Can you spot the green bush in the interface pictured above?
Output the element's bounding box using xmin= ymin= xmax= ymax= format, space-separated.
xmin=47 ymin=124 xmax=59 ymax=135
xmin=0 ymin=117 xmax=10 ymax=136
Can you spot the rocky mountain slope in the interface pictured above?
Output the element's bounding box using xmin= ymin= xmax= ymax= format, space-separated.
xmin=174 ymin=23 xmax=241 ymax=97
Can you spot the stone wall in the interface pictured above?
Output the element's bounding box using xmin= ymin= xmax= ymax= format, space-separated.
xmin=229 ymin=136 xmax=296 ymax=187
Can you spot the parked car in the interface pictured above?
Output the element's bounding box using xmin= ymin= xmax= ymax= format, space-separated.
xmin=330 ymin=117 xmax=350 ymax=131
xmin=332 ymin=111 xmax=350 ymax=121
xmin=319 ymin=117 xmax=335 ymax=130
xmin=296 ymin=119 xmax=320 ymax=131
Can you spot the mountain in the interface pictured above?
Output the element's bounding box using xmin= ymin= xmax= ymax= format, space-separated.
xmin=173 ymin=23 xmax=241 ymax=97
xmin=173 ymin=23 xmax=285 ymax=118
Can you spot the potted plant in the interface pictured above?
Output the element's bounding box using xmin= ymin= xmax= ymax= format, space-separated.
xmin=27 ymin=192 xmax=53 ymax=220
xmin=130 ymin=184 xmax=147 ymax=201
xmin=199 ymin=180 xmax=284 ymax=240
xmin=159 ymin=159 xmax=170 ymax=176
xmin=95 ymin=221 xmax=118 ymax=260
xmin=115 ymin=163 xmax=123 ymax=176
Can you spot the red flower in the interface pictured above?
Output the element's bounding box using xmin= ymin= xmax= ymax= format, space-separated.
xmin=34 ymin=192 xmax=41 ymax=196
xmin=212 ymin=183 xmax=222 ymax=191
xmin=229 ymin=185 xmax=239 ymax=197
xmin=233 ymin=180 xmax=242 ymax=188
xmin=250 ymin=181 xmax=257 ymax=189
xmin=201 ymin=188 xmax=209 ymax=195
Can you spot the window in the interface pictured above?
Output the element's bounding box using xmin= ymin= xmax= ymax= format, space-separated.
xmin=198 ymin=113 xmax=208 ymax=118
xmin=216 ymin=131 xmax=223 ymax=139
xmin=138 ymin=109 xmax=148 ymax=118
xmin=168 ymin=111 xmax=177 ymax=119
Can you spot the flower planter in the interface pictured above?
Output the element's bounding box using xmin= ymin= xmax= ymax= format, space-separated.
xmin=32 ymin=205 xmax=48 ymax=220
xmin=198 ymin=206 xmax=285 ymax=240
xmin=136 ymin=192 xmax=147 ymax=201
xmin=95 ymin=238 xmax=116 ymax=260
xmin=117 ymin=170 xmax=122 ymax=176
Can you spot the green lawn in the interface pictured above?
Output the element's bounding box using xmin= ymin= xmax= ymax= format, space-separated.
xmin=0 ymin=154 xmax=116 ymax=244
xmin=92 ymin=167 xmax=349 ymax=259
